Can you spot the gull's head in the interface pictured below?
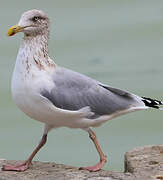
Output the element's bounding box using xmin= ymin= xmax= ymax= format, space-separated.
xmin=7 ymin=9 xmax=50 ymax=37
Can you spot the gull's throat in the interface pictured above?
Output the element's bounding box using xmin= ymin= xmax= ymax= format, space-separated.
xmin=23 ymin=34 xmax=49 ymax=59
xmin=17 ymin=34 xmax=55 ymax=73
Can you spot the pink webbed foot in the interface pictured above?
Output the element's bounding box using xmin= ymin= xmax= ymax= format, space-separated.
xmin=80 ymin=129 xmax=107 ymax=172
xmin=79 ymin=158 xmax=107 ymax=172
xmin=1 ymin=134 xmax=48 ymax=172
xmin=2 ymin=134 xmax=47 ymax=172
xmin=2 ymin=162 xmax=31 ymax=172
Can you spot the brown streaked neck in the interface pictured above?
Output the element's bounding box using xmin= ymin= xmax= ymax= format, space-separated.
xmin=19 ymin=32 xmax=56 ymax=70
xmin=22 ymin=32 xmax=49 ymax=58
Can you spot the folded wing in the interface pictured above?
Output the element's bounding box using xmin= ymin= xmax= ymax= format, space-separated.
xmin=41 ymin=67 xmax=145 ymax=118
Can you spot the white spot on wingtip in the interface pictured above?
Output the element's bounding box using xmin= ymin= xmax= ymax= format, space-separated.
xmin=155 ymin=101 xmax=160 ymax=105
xmin=145 ymin=100 xmax=151 ymax=103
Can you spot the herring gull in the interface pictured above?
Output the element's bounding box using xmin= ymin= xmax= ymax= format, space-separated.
xmin=2 ymin=9 xmax=163 ymax=172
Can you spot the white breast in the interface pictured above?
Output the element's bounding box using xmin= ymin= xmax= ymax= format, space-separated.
xmin=11 ymin=44 xmax=55 ymax=122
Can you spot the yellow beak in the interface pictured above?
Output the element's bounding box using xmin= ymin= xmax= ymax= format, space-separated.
xmin=7 ymin=25 xmax=24 ymax=36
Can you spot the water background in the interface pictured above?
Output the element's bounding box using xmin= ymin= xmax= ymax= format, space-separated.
xmin=0 ymin=0 xmax=163 ymax=171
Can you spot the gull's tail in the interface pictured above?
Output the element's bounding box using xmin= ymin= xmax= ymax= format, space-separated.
xmin=141 ymin=97 xmax=163 ymax=110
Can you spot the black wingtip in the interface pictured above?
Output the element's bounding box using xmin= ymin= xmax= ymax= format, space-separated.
xmin=142 ymin=97 xmax=163 ymax=109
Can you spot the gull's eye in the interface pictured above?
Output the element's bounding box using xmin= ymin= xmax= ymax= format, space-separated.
xmin=32 ymin=16 xmax=40 ymax=22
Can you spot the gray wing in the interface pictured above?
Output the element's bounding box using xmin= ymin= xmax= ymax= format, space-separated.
xmin=41 ymin=67 xmax=142 ymax=118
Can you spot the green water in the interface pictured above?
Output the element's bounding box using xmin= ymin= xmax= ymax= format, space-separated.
xmin=0 ymin=0 xmax=163 ymax=171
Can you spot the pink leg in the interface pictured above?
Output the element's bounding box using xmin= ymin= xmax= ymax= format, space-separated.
xmin=80 ymin=129 xmax=107 ymax=172
xmin=2 ymin=134 xmax=47 ymax=172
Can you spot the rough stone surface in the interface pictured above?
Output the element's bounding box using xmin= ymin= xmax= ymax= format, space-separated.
xmin=0 ymin=145 xmax=163 ymax=180
xmin=124 ymin=145 xmax=163 ymax=180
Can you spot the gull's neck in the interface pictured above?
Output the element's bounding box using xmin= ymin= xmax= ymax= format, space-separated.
xmin=17 ymin=33 xmax=56 ymax=72
xmin=23 ymin=34 xmax=49 ymax=59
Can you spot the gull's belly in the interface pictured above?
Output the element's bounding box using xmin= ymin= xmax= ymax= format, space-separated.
xmin=11 ymin=68 xmax=58 ymax=124
xmin=12 ymin=76 xmax=45 ymax=122
xmin=11 ymin=81 xmax=59 ymax=125
xmin=11 ymin=85 xmax=91 ymax=128
xmin=11 ymin=71 xmax=89 ymax=128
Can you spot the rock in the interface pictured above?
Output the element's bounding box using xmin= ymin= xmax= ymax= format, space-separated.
xmin=0 ymin=145 xmax=163 ymax=180
xmin=124 ymin=145 xmax=163 ymax=180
